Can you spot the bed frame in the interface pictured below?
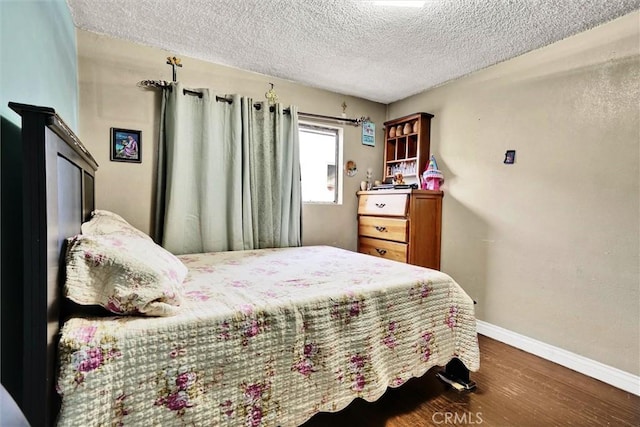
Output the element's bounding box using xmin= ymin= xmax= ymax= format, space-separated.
xmin=8 ymin=102 xmax=98 ymax=427
xmin=8 ymin=102 xmax=474 ymax=427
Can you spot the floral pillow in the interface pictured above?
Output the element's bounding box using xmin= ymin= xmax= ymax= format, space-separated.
xmin=81 ymin=210 xmax=152 ymax=241
xmin=64 ymin=233 xmax=188 ymax=316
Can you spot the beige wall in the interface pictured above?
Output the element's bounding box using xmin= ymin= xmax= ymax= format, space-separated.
xmin=389 ymin=12 xmax=640 ymax=375
xmin=77 ymin=30 xmax=386 ymax=251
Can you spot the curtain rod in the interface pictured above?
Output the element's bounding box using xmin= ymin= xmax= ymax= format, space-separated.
xmin=138 ymin=80 xmax=367 ymax=127
xmin=215 ymin=95 xmax=365 ymax=126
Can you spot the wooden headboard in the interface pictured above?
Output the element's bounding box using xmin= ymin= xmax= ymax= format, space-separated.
xmin=8 ymin=103 xmax=98 ymax=426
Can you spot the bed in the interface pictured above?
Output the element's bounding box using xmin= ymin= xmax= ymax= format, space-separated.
xmin=8 ymin=102 xmax=479 ymax=426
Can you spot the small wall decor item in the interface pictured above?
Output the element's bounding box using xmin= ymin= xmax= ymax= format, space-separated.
xmin=504 ymin=150 xmax=516 ymax=164
xmin=166 ymin=56 xmax=182 ymax=82
xmin=110 ymin=128 xmax=141 ymax=163
xmin=265 ymin=82 xmax=278 ymax=105
xmin=362 ymin=121 xmax=375 ymax=146
xmin=345 ymin=160 xmax=358 ymax=177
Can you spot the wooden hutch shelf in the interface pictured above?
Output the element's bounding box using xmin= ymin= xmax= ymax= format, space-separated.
xmin=383 ymin=112 xmax=433 ymax=185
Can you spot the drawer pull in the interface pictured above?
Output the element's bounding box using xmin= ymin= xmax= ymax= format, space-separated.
xmin=375 ymin=248 xmax=387 ymax=255
xmin=374 ymin=226 xmax=387 ymax=232
xmin=375 ymin=203 xmax=386 ymax=208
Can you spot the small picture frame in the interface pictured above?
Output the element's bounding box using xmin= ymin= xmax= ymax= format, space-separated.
xmin=110 ymin=128 xmax=141 ymax=163
xmin=362 ymin=121 xmax=375 ymax=147
xmin=504 ymin=150 xmax=516 ymax=164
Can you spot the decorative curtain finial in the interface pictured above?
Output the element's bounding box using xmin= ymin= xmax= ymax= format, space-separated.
xmin=265 ymin=83 xmax=278 ymax=105
xmin=166 ymin=56 xmax=183 ymax=82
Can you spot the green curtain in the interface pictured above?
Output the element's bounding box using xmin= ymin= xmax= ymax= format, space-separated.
xmin=155 ymin=83 xmax=301 ymax=254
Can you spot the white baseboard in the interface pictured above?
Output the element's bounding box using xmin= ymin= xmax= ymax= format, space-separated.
xmin=475 ymin=320 xmax=640 ymax=396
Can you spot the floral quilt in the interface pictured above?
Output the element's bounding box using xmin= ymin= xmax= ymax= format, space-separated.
xmin=57 ymin=246 xmax=479 ymax=426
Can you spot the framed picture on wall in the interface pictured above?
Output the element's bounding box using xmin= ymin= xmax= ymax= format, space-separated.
xmin=110 ymin=128 xmax=141 ymax=163
xmin=362 ymin=121 xmax=375 ymax=147
xmin=504 ymin=150 xmax=516 ymax=164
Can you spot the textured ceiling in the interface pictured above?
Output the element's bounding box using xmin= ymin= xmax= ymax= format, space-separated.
xmin=66 ymin=0 xmax=640 ymax=104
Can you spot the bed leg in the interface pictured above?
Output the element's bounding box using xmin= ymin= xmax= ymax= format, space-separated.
xmin=436 ymin=358 xmax=476 ymax=391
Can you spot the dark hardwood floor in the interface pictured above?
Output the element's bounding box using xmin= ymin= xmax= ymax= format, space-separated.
xmin=302 ymin=335 xmax=640 ymax=426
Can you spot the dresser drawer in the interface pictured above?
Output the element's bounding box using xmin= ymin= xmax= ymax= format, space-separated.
xmin=358 ymin=216 xmax=408 ymax=242
xmin=357 ymin=193 xmax=408 ymax=216
xmin=358 ymin=237 xmax=408 ymax=263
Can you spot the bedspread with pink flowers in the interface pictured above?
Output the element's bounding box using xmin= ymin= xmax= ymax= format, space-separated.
xmin=56 ymin=246 xmax=479 ymax=426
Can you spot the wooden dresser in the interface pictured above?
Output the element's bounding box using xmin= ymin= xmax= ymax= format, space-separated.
xmin=357 ymin=189 xmax=443 ymax=270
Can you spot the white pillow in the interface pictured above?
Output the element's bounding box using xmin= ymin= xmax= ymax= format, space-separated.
xmin=64 ymin=233 xmax=187 ymax=316
xmin=81 ymin=210 xmax=152 ymax=241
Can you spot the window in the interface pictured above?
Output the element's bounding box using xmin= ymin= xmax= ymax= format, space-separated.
xmin=299 ymin=123 xmax=342 ymax=203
